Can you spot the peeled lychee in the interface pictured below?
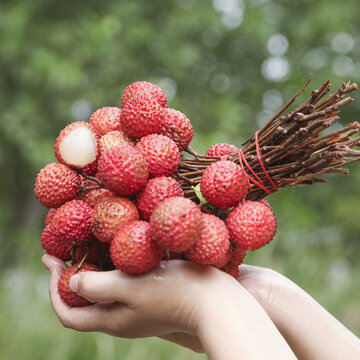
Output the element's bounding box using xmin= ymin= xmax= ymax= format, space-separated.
xmin=160 ymin=108 xmax=193 ymax=151
xmin=89 ymin=107 xmax=122 ymax=137
xmin=150 ymin=197 xmax=203 ymax=252
xmin=110 ymin=221 xmax=165 ymax=274
xmin=200 ymin=160 xmax=248 ymax=209
xmin=185 ymin=214 xmax=230 ymax=265
xmin=50 ymin=200 xmax=93 ymax=244
xmin=205 ymin=143 xmax=239 ymax=158
xmin=120 ymin=94 xmax=164 ymax=138
xmin=91 ymin=196 xmax=139 ymax=243
xmin=97 ymin=145 xmax=149 ymax=196
xmin=99 ymin=130 xmax=135 ymax=155
xmin=136 ymin=176 xmax=184 ymax=220
xmin=54 ymin=121 xmax=99 ymax=169
xmin=40 ymin=225 xmax=72 ymax=261
xmin=35 ymin=162 xmax=81 ymax=208
xmin=226 ymin=200 xmax=277 ymax=250
xmin=136 ymin=134 xmax=180 ymax=178
xmin=121 ymin=81 xmax=167 ymax=108
xmin=58 ymin=263 xmax=100 ymax=307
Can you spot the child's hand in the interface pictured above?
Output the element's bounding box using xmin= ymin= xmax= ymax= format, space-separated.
xmin=42 ymin=255 xmax=296 ymax=360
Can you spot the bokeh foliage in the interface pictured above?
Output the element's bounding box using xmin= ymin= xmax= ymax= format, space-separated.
xmin=1 ymin=0 xmax=360 ymax=359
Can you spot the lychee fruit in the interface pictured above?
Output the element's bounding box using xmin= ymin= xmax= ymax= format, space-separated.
xmin=205 ymin=143 xmax=239 ymax=158
xmin=54 ymin=121 xmax=99 ymax=169
xmin=160 ymin=108 xmax=193 ymax=151
xmin=185 ymin=214 xmax=230 ymax=265
xmin=121 ymin=81 xmax=167 ymax=108
xmin=136 ymin=134 xmax=180 ymax=178
xmin=225 ymin=200 xmax=277 ymax=250
xmin=91 ymin=196 xmax=139 ymax=243
xmin=78 ymin=183 xmax=115 ymax=208
xmin=81 ymin=161 xmax=98 ymax=176
xmin=200 ymin=160 xmax=248 ymax=209
xmin=35 ymin=162 xmax=81 ymax=208
xmin=136 ymin=177 xmax=184 ymax=220
xmin=45 ymin=208 xmax=57 ymax=226
xmin=97 ymin=145 xmax=149 ymax=196
xmin=99 ymin=130 xmax=135 ymax=155
xmin=58 ymin=263 xmax=100 ymax=307
xmin=89 ymin=107 xmax=122 ymax=137
xmin=50 ymin=200 xmax=93 ymax=244
xmin=220 ymin=245 xmax=247 ymax=279
xmin=120 ymin=94 xmax=165 ymax=138
xmin=110 ymin=221 xmax=165 ymax=274
xmin=40 ymin=225 xmax=72 ymax=261
xmin=150 ymin=197 xmax=203 ymax=252
xmin=259 ymin=198 xmax=271 ymax=209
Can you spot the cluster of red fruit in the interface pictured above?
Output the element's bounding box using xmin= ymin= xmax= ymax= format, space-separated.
xmin=35 ymin=81 xmax=277 ymax=307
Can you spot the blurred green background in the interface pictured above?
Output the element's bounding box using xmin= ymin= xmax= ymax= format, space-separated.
xmin=1 ymin=0 xmax=360 ymax=358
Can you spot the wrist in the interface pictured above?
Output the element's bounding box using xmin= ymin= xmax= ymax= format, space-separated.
xmin=195 ymin=272 xmax=296 ymax=360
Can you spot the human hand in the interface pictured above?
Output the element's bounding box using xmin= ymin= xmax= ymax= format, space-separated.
xmin=43 ymin=254 xmax=296 ymax=360
xmin=237 ymin=264 xmax=360 ymax=360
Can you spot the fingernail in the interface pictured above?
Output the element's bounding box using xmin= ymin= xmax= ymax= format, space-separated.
xmin=69 ymin=274 xmax=80 ymax=292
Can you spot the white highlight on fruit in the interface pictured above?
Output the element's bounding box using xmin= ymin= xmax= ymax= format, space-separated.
xmin=60 ymin=126 xmax=97 ymax=167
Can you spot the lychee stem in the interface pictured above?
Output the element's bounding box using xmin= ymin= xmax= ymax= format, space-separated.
xmin=76 ymin=247 xmax=91 ymax=271
xmin=77 ymin=170 xmax=102 ymax=186
xmin=176 ymin=80 xmax=360 ymax=204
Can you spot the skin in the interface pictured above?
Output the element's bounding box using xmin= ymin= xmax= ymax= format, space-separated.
xmin=42 ymin=255 xmax=360 ymax=359
xmin=42 ymin=255 xmax=295 ymax=360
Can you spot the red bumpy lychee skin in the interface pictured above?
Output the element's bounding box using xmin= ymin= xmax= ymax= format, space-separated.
xmin=150 ymin=197 xmax=203 ymax=252
xmin=89 ymin=107 xmax=122 ymax=137
xmin=136 ymin=134 xmax=180 ymax=178
xmin=99 ymin=130 xmax=135 ymax=155
xmin=136 ymin=176 xmax=184 ymax=220
xmin=54 ymin=121 xmax=100 ymax=170
xmin=120 ymin=94 xmax=165 ymax=138
xmin=81 ymin=161 xmax=98 ymax=176
xmin=220 ymin=245 xmax=247 ymax=278
xmin=40 ymin=225 xmax=72 ymax=261
xmin=58 ymin=263 xmax=100 ymax=307
xmin=91 ymin=196 xmax=140 ymax=243
xmin=205 ymin=143 xmax=239 ymax=158
xmin=35 ymin=162 xmax=81 ymax=208
xmin=259 ymin=198 xmax=271 ymax=209
xmin=160 ymin=108 xmax=193 ymax=151
xmin=110 ymin=221 xmax=165 ymax=274
xmin=185 ymin=214 xmax=230 ymax=265
xmin=77 ymin=179 xmax=115 ymax=208
xmin=121 ymin=81 xmax=167 ymax=108
xmin=200 ymin=160 xmax=248 ymax=209
xmin=97 ymin=145 xmax=149 ymax=196
xmin=45 ymin=208 xmax=57 ymax=226
xmin=50 ymin=199 xmax=93 ymax=244
xmin=226 ymin=200 xmax=277 ymax=250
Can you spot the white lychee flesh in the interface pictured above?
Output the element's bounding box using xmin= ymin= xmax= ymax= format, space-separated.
xmin=59 ymin=126 xmax=97 ymax=167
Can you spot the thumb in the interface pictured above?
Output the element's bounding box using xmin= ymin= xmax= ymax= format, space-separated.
xmin=68 ymin=270 xmax=132 ymax=303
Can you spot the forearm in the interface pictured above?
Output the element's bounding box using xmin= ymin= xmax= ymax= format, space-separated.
xmin=273 ymin=286 xmax=360 ymax=360
xmin=197 ymin=281 xmax=297 ymax=360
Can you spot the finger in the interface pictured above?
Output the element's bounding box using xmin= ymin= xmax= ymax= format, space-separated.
xmin=68 ymin=270 xmax=134 ymax=303
xmin=47 ymin=263 xmax=123 ymax=332
xmin=42 ymin=254 xmax=67 ymax=272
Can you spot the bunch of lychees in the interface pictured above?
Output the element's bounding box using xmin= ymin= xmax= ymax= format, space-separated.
xmin=35 ymin=81 xmax=276 ymax=307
